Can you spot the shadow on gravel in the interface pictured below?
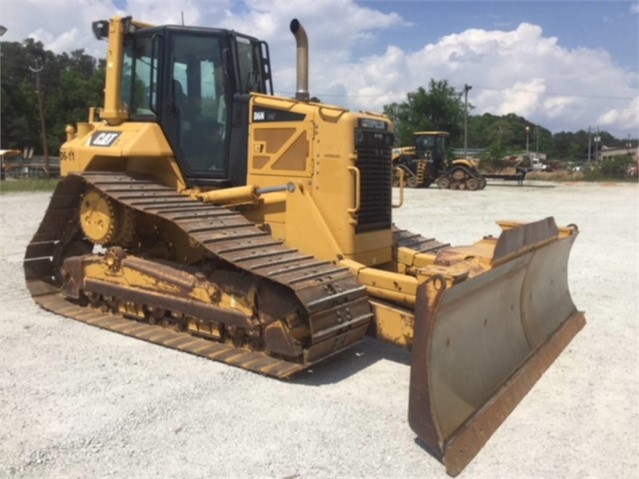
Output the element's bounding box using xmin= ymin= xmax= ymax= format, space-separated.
xmin=486 ymin=182 xmax=556 ymax=188
xmin=291 ymin=337 xmax=411 ymax=386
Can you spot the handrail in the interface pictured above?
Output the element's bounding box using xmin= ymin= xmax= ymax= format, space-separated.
xmin=393 ymin=166 xmax=405 ymax=208
xmin=347 ymin=166 xmax=361 ymax=214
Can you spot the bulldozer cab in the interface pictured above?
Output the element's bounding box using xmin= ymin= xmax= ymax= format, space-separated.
xmin=414 ymin=131 xmax=447 ymax=172
xmin=415 ymin=131 xmax=448 ymax=161
xmin=97 ymin=18 xmax=273 ymax=186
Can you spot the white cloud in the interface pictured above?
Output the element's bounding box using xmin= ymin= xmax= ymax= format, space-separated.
xmin=598 ymin=97 xmax=639 ymax=132
xmin=491 ymin=79 xmax=548 ymax=117
xmin=1 ymin=0 xmax=636 ymax=137
xmin=543 ymin=96 xmax=578 ymax=119
xmin=320 ymin=20 xmax=638 ymax=137
xmin=1 ymin=0 xmax=123 ymax=56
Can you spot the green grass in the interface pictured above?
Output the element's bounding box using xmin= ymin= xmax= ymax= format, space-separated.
xmin=0 ymin=178 xmax=60 ymax=193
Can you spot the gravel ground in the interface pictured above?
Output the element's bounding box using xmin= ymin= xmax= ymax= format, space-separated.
xmin=0 ymin=180 xmax=637 ymax=479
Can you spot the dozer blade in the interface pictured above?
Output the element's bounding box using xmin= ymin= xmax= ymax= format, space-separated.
xmin=408 ymin=219 xmax=585 ymax=476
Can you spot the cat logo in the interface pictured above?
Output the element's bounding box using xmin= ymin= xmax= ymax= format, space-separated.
xmin=253 ymin=111 xmax=265 ymax=121
xmin=89 ymin=132 xmax=121 ymax=147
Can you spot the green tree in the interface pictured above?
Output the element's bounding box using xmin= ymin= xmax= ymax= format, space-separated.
xmin=383 ymin=80 xmax=465 ymax=146
xmin=1 ymin=39 xmax=105 ymax=155
xmin=584 ymin=155 xmax=635 ymax=180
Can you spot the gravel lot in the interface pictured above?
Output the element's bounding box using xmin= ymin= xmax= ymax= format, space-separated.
xmin=1 ymin=180 xmax=637 ymax=479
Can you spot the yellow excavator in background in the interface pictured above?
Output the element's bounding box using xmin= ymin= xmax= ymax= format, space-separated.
xmin=24 ymin=16 xmax=585 ymax=476
xmin=393 ymin=131 xmax=487 ymax=190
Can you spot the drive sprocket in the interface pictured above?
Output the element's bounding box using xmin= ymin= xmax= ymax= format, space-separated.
xmin=79 ymin=188 xmax=135 ymax=246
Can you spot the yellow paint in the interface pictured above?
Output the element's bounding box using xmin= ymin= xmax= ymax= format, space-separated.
xmin=82 ymin=254 xmax=254 ymax=319
xmin=55 ymin=17 xmax=583 ymax=368
xmin=284 ymin=182 xmax=344 ymax=261
xmin=60 ymin=122 xmax=185 ymax=190
xmin=369 ymin=300 xmax=415 ymax=349
xmin=246 ymin=93 xmax=394 ymax=265
xmin=79 ymin=190 xmax=116 ymax=244
xmin=340 ymin=259 xmax=418 ymax=306
xmin=101 ymin=18 xmax=131 ymax=124
xmin=197 ymin=185 xmax=258 ymax=205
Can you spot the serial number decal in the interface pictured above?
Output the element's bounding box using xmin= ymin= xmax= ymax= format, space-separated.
xmin=252 ymin=108 xmax=305 ymax=123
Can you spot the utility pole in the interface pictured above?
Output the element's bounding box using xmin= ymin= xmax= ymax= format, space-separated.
xmin=463 ymin=84 xmax=472 ymax=158
xmin=594 ymin=130 xmax=601 ymax=163
xmin=587 ymin=126 xmax=592 ymax=162
xmin=29 ymin=61 xmax=49 ymax=172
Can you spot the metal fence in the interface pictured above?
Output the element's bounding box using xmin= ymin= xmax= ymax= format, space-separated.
xmin=0 ymin=156 xmax=60 ymax=180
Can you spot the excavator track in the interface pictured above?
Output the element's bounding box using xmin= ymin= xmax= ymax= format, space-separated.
xmin=24 ymin=172 xmax=373 ymax=378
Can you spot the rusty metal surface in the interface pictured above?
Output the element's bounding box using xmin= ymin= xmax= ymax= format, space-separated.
xmin=493 ymin=217 xmax=559 ymax=260
xmin=407 ymin=225 xmax=584 ymax=475
xmin=441 ymin=311 xmax=585 ymax=476
xmin=24 ymin=172 xmax=373 ymax=378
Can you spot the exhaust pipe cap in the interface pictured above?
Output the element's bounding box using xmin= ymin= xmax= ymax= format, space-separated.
xmin=290 ymin=18 xmax=310 ymax=102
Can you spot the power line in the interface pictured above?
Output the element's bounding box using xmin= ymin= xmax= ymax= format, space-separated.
xmin=277 ymin=87 xmax=636 ymax=101
xmin=469 ymin=84 xmax=636 ymax=101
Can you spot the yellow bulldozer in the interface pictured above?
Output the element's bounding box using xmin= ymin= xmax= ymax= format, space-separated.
xmin=392 ymin=131 xmax=487 ymax=190
xmin=24 ymin=16 xmax=585 ymax=476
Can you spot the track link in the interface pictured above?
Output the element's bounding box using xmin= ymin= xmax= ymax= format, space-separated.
xmin=24 ymin=172 xmax=373 ymax=378
xmin=393 ymin=226 xmax=449 ymax=254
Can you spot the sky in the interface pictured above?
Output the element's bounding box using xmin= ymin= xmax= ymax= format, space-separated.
xmin=1 ymin=0 xmax=638 ymax=139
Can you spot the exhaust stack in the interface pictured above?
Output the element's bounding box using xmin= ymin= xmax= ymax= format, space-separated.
xmin=290 ymin=19 xmax=309 ymax=102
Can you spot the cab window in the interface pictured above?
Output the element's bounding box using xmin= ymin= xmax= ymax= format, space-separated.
xmin=170 ymin=34 xmax=228 ymax=173
xmin=121 ymin=35 xmax=158 ymax=118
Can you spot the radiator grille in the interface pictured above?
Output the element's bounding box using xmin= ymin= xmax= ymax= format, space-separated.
xmin=354 ymin=128 xmax=393 ymax=233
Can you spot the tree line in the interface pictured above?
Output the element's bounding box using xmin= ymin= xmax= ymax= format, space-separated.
xmin=383 ymin=79 xmax=635 ymax=163
xmin=0 ymin=39 xmax=635 ymax=164
xmin=1 ymin=39 xmax=105 ymax=156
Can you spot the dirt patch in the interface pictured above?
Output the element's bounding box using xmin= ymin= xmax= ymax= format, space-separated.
xmin=525 ymin=170 xmax=584 ymax=181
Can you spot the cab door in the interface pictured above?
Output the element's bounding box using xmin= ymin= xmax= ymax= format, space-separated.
xmin=160 ymin=32 xmax=230 ymax=181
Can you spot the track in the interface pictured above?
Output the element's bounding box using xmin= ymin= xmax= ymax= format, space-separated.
xmin=393 ymin=226 xmax=449 ymax=253
xmin=24 ymin=172 xmax=373 ymax=378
